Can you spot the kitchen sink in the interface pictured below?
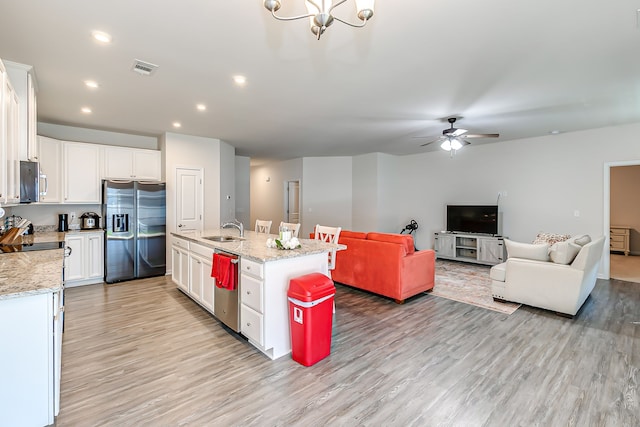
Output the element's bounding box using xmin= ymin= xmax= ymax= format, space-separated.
xmin=202 ymin=235 xmax=243 ymax=242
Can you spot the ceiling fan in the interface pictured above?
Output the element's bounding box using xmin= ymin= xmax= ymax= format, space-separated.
xmin=417 ymin=117 xmax=499 ymax=151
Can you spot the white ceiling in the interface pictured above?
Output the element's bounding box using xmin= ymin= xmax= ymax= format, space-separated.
xmin=1 ymin=1 xmax=639 ymax=160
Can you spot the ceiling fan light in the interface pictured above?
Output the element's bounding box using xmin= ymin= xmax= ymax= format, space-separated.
xmin=450 ymin=138 xmax=463 ymax=150
xmin=441 ymin=140 xmax=452 ymax=151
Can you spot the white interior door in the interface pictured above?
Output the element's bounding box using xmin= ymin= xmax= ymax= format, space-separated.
xmin=286 ymin=180 xmax=300 ymax=223
xmin=176 ymin=167 xmax=203 ymax=232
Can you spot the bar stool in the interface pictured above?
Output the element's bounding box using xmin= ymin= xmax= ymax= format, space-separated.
xmin=279 ymin=221 xmax=301 ymax=238
xmin=314 ymin=224 xmax=341 ymax=313
xmin=255 ymin=220 xmax=272 ymax=234
xmin=314 ymin=224 xmax=342 ymax=273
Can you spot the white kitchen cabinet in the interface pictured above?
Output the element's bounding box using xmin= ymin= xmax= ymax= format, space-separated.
xmin=63 ymin=141 xmax=101 ymax=203
xmin=65 ymin=231 xmax=104 ymax=286
xmin=103 ymin=146 xmax=161 ymax=180
xmin=173 ymin=237 xmax=216 ymax=313
xmin=239 ymin=253 xmax=327 ymax=360
xmin=4 ymin=60 xmax=37 ymax=162
xmin=38 ymin=135 xmax=62 ymax=203
xmin=171 ymin=236 xmax=190 ymax=293
xmin=1 ymin=76 xmax=20 ymax=205
xmin=0 ymin=60 xmax=6 ymax=203
xmin=189 ymin=242 xmax=215 ymax=312
xmin=64 ymin=233 xmax=84 ymax=281
xmin=0 ymin=290 xmax=62 ymax=426
xmin=189 ymin=252 xmax=204 ymax=302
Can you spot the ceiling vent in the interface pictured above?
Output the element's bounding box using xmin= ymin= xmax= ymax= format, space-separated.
xmin=131 ymin=59 xmax=159 ymax=76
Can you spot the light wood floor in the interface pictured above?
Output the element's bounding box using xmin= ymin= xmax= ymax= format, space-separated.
xmin=610 ymin=254 xmax=640 ymax=283
xmin=56 ymin=276 xmax=640 ymax=426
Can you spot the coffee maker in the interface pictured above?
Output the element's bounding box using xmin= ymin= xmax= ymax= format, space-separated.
xmin=58 ymin=213 xmax=69 ymax=232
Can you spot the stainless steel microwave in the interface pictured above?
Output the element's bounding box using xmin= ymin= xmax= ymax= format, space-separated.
xmin=19 ymin=161 xmax=39 ymax=203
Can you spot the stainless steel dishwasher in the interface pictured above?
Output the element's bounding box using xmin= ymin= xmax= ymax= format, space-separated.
xmin=214 ymin=249 xmax=240 ymax=332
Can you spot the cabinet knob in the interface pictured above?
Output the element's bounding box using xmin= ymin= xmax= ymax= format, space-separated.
xmin=246 ymin=322 xmax=251 ymax=327
xmin=246 ymin=290 xmax=251 ymax=295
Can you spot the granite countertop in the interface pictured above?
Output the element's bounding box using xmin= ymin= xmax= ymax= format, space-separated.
xmin=172 ymin=229 xmax=345 ymax=263
xmin=0 ymin=249 xmax=64 ymax=300
xmin=0 ymin=229 xmax=98 ymax=300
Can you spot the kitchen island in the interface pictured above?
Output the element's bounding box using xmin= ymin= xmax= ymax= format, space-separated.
xmin=0 ymin=246 xmax=65 ymax=426
xmin=171 ymin=229 xmax=345 ymax=360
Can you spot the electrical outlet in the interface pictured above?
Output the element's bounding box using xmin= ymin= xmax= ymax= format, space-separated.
xmin=70 ymin=212 xmax=76 ymax=222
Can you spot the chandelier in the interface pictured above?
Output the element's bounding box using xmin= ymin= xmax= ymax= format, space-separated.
xmin=263 ymin=0 xmax=375 ymax=40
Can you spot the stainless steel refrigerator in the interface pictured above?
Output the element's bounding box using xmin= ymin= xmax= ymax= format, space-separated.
xmin=103 ymin=180 xmax=166 ymax=283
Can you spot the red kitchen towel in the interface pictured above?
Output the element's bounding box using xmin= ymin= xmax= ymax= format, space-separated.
xmin=212 ymin=253 xmax=236 ymax=290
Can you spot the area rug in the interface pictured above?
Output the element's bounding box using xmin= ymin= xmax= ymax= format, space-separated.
xmin=430 ymin=260 xmax=520 ymax=315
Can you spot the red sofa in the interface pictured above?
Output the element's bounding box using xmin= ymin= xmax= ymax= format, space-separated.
xmin=321 ymin=230 xmax=435 ymax=303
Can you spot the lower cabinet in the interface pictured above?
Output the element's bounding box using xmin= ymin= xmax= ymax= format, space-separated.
xmin=0 ymin=290 xmax=63 ymax=426
xmin=434 ymin=232 xmax=506 ymax=265
xmin=65 ymin=231 xmax=104 ymax=286
xmin=189 ymin=242 xmax=215 ymax=312
xmin=172 ymin=237 xmax=215 ymax=314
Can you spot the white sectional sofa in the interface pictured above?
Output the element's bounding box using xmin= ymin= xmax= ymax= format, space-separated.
xmin=490 ymin=235 xmax=605 ymax=317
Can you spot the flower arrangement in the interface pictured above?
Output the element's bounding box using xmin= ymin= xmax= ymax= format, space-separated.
xmin=266 ymin=237 xmax=301 ymax=250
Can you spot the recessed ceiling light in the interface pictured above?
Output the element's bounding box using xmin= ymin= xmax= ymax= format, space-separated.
xmin=84 ymin=80 xmax=99 ymax=89
xmin=81 ymin=107 xmax=92 ymax=114
xmin=196 ymin=104 xmax=206 ymax=111
xmin=172 ymin=122 xmax=182 ymax=128
xmin=91 ymin=30 xmax=112 ymax=44
xmin=549 ymin=130 xmax=561 ymax=135
xmin=233 ymin=75 xmax=247 ymax=86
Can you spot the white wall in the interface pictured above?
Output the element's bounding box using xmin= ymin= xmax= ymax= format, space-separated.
xmin=38 ymin=122 xmax=157 ymax=149
xmin=235 ymin=156 xmax=251 ymax=227
xmin=352 ymin=153 xmax=379 ymax=232
xmin=219 ymin=142 xmax=236 ymax=224
xmin=6 ymin=204 xmax=99 ymax=228
xmin=250 ymin=159 xmax=302 ymax=233
xmin=162 ymin=132 xmax=224 ymax=232
xmin=301 ymin=157 xmax=352 ymax=237
xmin=391 ymin=122 xmax=640 ymax=254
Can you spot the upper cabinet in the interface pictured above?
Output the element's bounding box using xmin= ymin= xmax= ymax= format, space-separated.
xmin=103 ymin=146 xmax=161 ymax=181
xmin=3 ymin=77 xmax=20 ymax=204
xmin=4 ymin=60 xmax=37 ymax=161
xmin=63 ymin=142 xmax=100 ymax=203
xmin=38 ymin=136 xmax=62 ymax=203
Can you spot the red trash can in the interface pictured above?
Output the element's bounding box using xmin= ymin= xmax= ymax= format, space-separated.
xmin=287 ymin=273 xmax=335 ymax=366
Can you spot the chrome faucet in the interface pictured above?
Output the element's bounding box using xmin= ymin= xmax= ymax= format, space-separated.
xmin=221 ymin=219 xmax=244 ymax=237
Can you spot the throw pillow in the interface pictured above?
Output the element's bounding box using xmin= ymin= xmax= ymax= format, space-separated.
xmin=532 ymin=232 xmax=571 ymax=245
xmin=504 ymin=239 xmax=550 ymax=261
xmin=568 ymin=234 xmax=591 ymax=246
xmin=549 ymin=241 xmax=581 ymax=265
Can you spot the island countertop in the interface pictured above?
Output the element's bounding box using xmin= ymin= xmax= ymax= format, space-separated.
xmin=0 ymin=249 xmax=64 ymax=300
xmin=171 ymin=229 xmax=345 ymax=263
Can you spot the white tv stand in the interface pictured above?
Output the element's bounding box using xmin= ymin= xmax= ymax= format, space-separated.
xmin=434 ymin=232 xmax=506 ymax=266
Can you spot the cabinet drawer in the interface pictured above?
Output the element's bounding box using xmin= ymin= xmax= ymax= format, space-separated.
xmin=190 ymin=242 xmax=213 ymax=259
xmin=610 ymin=241 xmax=625 ymax=250
xmin=240 ymin=258 xmax=264 ymax=279
xmin=241 ymin=304 xmax=264 ymax=346
xmin=610 ymin=235 xmax=625 ymax=244
xmin=172 ymin=237 xmax=189 ymax=250
xmin=241 ymin=274 xmax=264 ymax=313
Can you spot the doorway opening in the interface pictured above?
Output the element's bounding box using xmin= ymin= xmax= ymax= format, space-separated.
xmin=284 ymin=180 xmax=300 ymax=225
xmin=604 ymin=161 xmax=640 ymax=282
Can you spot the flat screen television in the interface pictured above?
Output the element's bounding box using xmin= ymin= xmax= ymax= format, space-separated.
xmin=446 ymin=205 xmax=499 ymax=235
